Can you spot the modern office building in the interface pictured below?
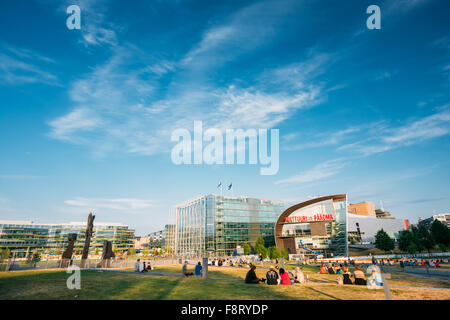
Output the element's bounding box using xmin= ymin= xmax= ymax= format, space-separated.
xmin=148 ymin=229 xmax=165 ymax=248
xmin=0 ymin=220 xmax=135 ymax=257
xmin=275 ymin=194 xmax=409 ymax=258
xmin=418 ymin=214 xmax=450 ymax=228
xmin=173 ymin=194 xmax=284 ymax=256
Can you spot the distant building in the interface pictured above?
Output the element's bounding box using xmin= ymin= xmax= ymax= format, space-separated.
xmin=375 ymin=208 xmax=396 ymax=219
xmin=134 ymin=235 xmax=150 ymax=250
xmin=418 ymin=214 xmax=450 ymax=229
xmin=0 ymin=220 xmax=135 ymax=257
xmin=347 ymin=202 xmax=376 ymax=217
xmin=149 ymin=229 xmax=165 ymax=248
xmin=275 ymin=194 xmax=410 ymax=258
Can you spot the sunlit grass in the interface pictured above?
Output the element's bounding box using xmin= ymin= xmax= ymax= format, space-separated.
xmin=1 ymin=265 xmax=449 ymax=300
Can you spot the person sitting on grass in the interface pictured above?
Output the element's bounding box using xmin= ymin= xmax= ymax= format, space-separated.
xmin=342 ymin=266 xmax=353 ymax=285
xmin=141 ymin=261 xmax=148 ymax=272
xmin=335 ymin=265 xmax=342 ymax=274
xmin=353 ymin=265 xmax=366 ymax=285
xmin=146 ymin=261 xmax=152 ymax=271
xmin=195 ymin=261 xmax=203 ymax=276
xmin=182 ymin=261 xmax=193 ymax=277
xmin=279 ymin=268 xmax=293 ymax=285
xmin=320 ymin=263 xmax=328 ymax=274
xmin=265 ymin=266 xmax=279 ymax=285
xmin=134 ymin=259 xmax=140 ymax=272
xmin=294 ymin=266 xmax=305 ymax=283
xmin=327 ymin=264 xmax=335 ymax=274
xmin=245 ymin=265 xmax=263 ymax=284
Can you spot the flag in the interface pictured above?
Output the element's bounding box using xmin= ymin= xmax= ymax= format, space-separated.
xmin=228 ymin=183 xmax=232 ymax=190
xmin=217 ymin=182 xmax=222 ymax=188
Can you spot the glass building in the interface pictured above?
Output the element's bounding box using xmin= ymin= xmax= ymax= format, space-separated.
xmin=0 ymin=220 xmax=135 ymax=257
xmin=275 ymin=194 xmax=348 ymax=258
xmin=275 ymin=194 xmax=410 ymax=258
xmin=174 ymin=194 xmax=284 ymax=256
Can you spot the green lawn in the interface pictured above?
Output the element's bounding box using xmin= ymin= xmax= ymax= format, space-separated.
xmin=1 ymin=265 xmax=449 ymax=300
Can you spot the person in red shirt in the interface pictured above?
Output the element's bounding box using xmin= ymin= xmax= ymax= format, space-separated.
xmin=279 ymin=268 xmax=292 ymax=285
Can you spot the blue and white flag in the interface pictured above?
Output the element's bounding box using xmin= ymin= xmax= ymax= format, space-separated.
xmin=228 ymin=183 xmax=232 ymax=190
xmin=217 ymin=182 xmax=222 ymax=188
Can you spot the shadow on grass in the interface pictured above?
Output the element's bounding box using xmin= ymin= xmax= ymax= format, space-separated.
xmin=304 ymin=286 xmax=341 ymax=300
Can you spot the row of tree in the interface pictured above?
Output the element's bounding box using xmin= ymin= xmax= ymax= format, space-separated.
xmin=240 ymin=236 xmax=289 ymax=260
xmin=374 ymin=219 xmax=450 ymax=254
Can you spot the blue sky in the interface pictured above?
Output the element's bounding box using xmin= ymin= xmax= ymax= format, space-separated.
xmin=0 ymin=0 xmax=449 ymax=235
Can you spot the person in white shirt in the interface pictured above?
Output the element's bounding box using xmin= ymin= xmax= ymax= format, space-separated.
xmin=134 ymin=259 xmax=140 ymax=272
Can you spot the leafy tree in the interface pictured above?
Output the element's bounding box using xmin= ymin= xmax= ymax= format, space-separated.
xmin=430 ymin=220 xmax=450 ymax=247
xmin=438 ymin=243 xmax=448 ymax=252
xmin=268 ymin=246 xmax=281 ymax=259
xmin=255 ymin=236 xmax=267 ymax=257
xmin=374 ymin=229 xmax=395 ymax=253
xmin=31 ymin=250 xmax=41 ymax=267
xmin=258 ymin=246 xmax=268 ymax=259
xmin=410 ymin=226 xmax=424 ymax=252
xmin=281 ymin=248 xmax=289 ymax=260
xmin=417 ymin=225 xmax=435 ymax=253
xmin=95 ymin=248 xmax=99 ymax=255
xmin=143 ymin=248 xmax=150 ymax=256
xmin=407 ymin=243 xmax=418 ymax=255
xmin=128 ymin=248 xmax=136 ymax=256
xmin=242 ymin=243 xmax=251 ymax=255
xmin=1 ymin=248 xmax=11 ymax=262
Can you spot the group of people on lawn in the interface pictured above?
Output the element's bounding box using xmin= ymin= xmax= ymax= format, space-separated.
xmin=245 ymin=265 xmax=306 ymax=285
xmin=134 ymin=259 xmax=152 ymax=272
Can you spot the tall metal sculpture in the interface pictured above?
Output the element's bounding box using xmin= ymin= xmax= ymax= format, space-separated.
xmin=60 ymin=233 xmax=77 ymax=268
xmin=80 ymin=212 xmax=95 ymax=268
xmin=98 ymin=240 xmax=115 ymax=268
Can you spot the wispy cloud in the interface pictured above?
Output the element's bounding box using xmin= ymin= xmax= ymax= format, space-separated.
xmin=0 ymin=44 xmax=58 ymax=86
xmin=275 ymin=159 xmax=347 ymax=184
xmin=64 ymin=197 xmax=154 ymax=211
xmin=48 ymin=1 xmax=333 ymax=158
xmin=0 ymin=175 xmax=41 ymax=179
xmin=339 ymin=108 xmax=450 ymax=156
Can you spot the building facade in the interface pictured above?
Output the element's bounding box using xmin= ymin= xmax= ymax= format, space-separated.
xmin=173 ymin=194 xmax=284 ymax=256
xmin=275 ymin=194 xmax=409 ymax=258
xmin=419 ymin=214 xmax=450 ymax=228
xmin=0 ymin=220 xmax=135 ymax=257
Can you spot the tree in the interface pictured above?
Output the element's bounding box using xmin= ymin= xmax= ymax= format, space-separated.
xmin=430 ymin=220 xmax=450 ymax=247
xmin=268 ymin=246 xmax=281 ymax=259
xmin=259 ymin=246 xmax=268 ymax=259
xmin=95 ymin=248 xmax=99 ymax=255
xmin=255 ymin=236 xmax=267 ymax=257
xmin=410 ymin=226 xmax=425 ymax=252
xmin=281 ymin=248 xmax=289 ymax=260
xmin=417 ymin=225 xmax=435 ymax=253
xmin=128 ymin=248 xmax=136 ymax=256
xmin=1 ymin=248 xmax=11 ymax=262
xmin=242 ymin=243 xmax=251 ymax=255
xmin=438 ymin=243 xmax=448 ymax=252
xmin=407 ymin=243 xmax=418 ymax=255
xmin=31 ymin=250 xmax=41 ymax=267
xmin=374 ymin=229 xmax=395 ymax=253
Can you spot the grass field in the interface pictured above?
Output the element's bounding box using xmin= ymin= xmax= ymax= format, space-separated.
xmin=1 ymin=264 xmax=449 ymax=300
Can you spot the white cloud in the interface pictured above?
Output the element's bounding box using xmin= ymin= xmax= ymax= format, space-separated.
xmin=276 ymin=159 xmax=347 ymax=184
xmin=338 ymin=108 xmax=450 ymax=156
xmin=64 ymin=197 xmax=154 ymax=211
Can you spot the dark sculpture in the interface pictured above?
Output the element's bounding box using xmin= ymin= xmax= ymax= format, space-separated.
xmin=80 ymin=212 xmax=95 ymax=268
xmin=60 ymin=233 xmax=77 ymax=268
xmin=98 ymin=240 xmax=115 ymax=268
